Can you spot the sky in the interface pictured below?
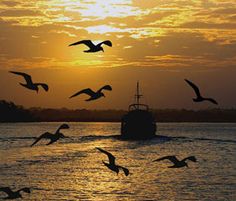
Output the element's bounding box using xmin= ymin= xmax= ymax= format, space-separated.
xmin=0 ymin=0 xmax=235 ymax=110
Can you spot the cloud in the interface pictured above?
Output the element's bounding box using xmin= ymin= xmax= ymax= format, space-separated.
xmin=0 ymin=1 xmax=19 ymax=7
xmin=0 ymin=0 xmax=235 ymax=70
xmin=0 ymin=9 xmax=44 ymax=17
xmin=180 ymin=21 xmax=236 ymax=29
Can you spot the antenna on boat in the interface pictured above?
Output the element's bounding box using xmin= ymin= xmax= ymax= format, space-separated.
xmin=135 ymin=81 xmax=142 ymax=109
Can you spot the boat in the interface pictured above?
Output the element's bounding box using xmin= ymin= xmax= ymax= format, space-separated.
xmin=120 ymin=82 xmax=156 ymax=140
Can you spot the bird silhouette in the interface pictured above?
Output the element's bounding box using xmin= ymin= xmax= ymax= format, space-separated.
xmin=69 ymin=85 xmax=112 ymax=101
xmin=31 ymin=123 xmax=69 ymax=147
xmin=9 ymin=71 xmax=49 ymax=93
xmin=153 ymin=155 xmax=197 ymax=168
xmin=68 ymin=40 xmax=112 ymax=52
xmin=185 ymin=79 xmax=218 ymax=105
xmin=0 ymin=187 xmax=31 ymax=199
xmin=96 ymin=147 xmax=129 ymax=176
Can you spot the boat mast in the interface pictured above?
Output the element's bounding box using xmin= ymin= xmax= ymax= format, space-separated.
xmin=135 ymin=81 xmax=142 ymax=109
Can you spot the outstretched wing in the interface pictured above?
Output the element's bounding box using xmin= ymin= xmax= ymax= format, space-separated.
xmin=31 ymin=132 xmax=52 ymax=147
xmin=118 ymin=166 xmax=129 ymax=176
xmin=58 ymin=123 xmax=70 ymax=130
xmin=153 ymin=155 xmax=179 ymax=164
xmin=0 ymin=187 xmax=13 ymax=195
xmin=205 ymin=98 xmax=218 ymax=105
xmin=9 ymin=71 xmax=33 ymax=85
xmin=35 ymin=83 xmax=49 ymax=92
xmin=98 ymin=85 xmax=112 ymax=93
xmin=97 ymin=40 xmax=112 ymax=47
xmin=18 ymin=187 xmax=31 ymax=194
xmin=184 ymin=79 xmax=201 ymax=98
xmin=68 ymin=40 xmax=96 ymax=49
xmin=69 ymin=88 xmax=96 ymax=99
xmin=96 ymin=147 xmax=116 ymax=165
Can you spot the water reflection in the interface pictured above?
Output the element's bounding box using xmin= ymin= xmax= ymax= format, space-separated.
xmin=0 ymin=123 xmax=235 ymax=200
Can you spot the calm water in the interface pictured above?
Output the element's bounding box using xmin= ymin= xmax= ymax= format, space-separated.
xmin=0 ymin=122 xmax=235 ymax=201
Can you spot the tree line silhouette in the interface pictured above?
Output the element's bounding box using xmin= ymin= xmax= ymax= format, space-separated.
xmin=1 ymin=100 xmax=236 ymax=122
xmin=0 ymin=100 xmax=35 ymax=122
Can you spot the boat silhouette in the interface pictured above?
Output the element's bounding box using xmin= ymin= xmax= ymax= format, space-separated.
xmin=121 ymin=82 xmax=156 ymax=140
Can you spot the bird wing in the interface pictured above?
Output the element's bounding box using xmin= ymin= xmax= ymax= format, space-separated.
xmin=184 ymin=79 xmax=201 ymax=98
xmin=0 ymin=187 xmax=13 ymax=195
xmin=18 ymin=188 xmax=31 ymax=194
xmin=97 ymin=40 xmax=112 ymax=47
xmin=205 ymin=98 xmax=218 ymax=105
xmin=31 ymin=132 xmax=52 ymax=147
xmin=117 ymin=165 xmax=129 ymax=176
xmin=96 ymin=147 xmax=116 ymax=165
xmin=57 ymin=123 xmax=70 ymax=131
xmin=97 ymin=85 xmax=112 ymax=93
xmin=35 ymin=83 xmax=49 ymax=92
xmin=9 ymin=71 xmax=33 ymax=85
xmin=69 ymin=88 xmax=96 ymax=99
xmin=153 ymin=155 xmax=179 ymax=164
xmin=68 ymin=40 xmax=96 ymax=49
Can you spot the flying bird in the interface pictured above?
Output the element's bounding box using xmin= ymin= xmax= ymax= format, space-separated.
xmin=69 ymin=85 xmax=112 ymax=101
xmin=9 ymin=71 xmax=49 ymax=93
xmin=31 ymin=123 xmax=69 ymax=147
xmin=153 ymin=155 xmax=197 ymax=168
xmin=68 ymin=40 xmax=112 ymax=53
xmin=0 ymin=187 xmax=31 ymax=199
xmin=185 ymin=79 xmax=218 ymax=105
xmin=96 ymin=147 xmax=129 ymax=176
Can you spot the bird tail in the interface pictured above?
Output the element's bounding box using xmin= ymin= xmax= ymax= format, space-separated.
xmin=118 ymin=166 xmax=129 ymax=176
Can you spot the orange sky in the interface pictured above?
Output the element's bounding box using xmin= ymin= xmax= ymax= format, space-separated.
xmin=0 ymin=0 xmax=236 ymax=109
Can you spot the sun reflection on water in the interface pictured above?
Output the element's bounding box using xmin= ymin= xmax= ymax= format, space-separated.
xmin=0 ymin=122 xmax=235 ymax=200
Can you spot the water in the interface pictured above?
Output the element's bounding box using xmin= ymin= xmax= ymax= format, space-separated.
xmin=0 ymin=122 xmax=235 ymax=200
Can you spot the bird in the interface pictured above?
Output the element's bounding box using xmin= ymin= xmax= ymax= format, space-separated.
xmin=9 ymin=71 xmax=49 ymax=93
xmin=31 ymin=123 xmax=69 ymax=147
xmin=68 ymin=40 xmax=112 ymax=53
xmin=96 ymin=147 xmax=129 ymax=176
xmin=185 ymin=79 xmax=218 ymax=105
xmin=69 ymin=85 xmax=112 ymax=101
xmin=153 ymin=155 xmax=197 ymax=168
xmin=0 ymin=187 xmax=31 ymax=199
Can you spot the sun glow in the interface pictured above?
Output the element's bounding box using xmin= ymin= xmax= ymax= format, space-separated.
xmin=48 ymin=0 xmax=142 ymax=20
xmin=78 ymin=0 xmax=141 ymax=19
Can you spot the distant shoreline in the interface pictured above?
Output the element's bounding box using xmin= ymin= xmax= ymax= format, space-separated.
xmin=1 ymin=120 xmax=236 ymax=123
xmin=1 ymin=100 xmax=236 ymax=123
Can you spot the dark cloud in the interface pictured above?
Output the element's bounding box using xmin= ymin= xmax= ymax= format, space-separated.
xmin=212 ymin=8 xmax=236 ymax=15
xmin=155 ymin=31 xmax=236 ymax=59
xmin=0 ymin=9 xmax=44 ymax=17
xmin=180 ymin=21 xmax=236 ymax=29
xmin=0 ymin=1 xmax=19 ymax=7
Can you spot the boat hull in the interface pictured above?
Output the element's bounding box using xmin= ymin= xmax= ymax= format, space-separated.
xmin=121 ymin=109 xmax=156 ymax=140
